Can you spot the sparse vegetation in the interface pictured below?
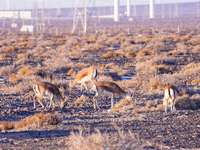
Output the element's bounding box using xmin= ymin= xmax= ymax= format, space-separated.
xmin=0 ymin=11 xmax=200 ymax=149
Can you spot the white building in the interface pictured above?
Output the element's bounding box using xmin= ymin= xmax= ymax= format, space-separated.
xmin=0 ymin=11 xmax=18 ymax=19
xmin=0 ymin=11 xmax=32 ymax=19
xmin=20 ymin=25 xmax=35 ymax=33
xmin=20 ymin=11 xmax=32 ymax=19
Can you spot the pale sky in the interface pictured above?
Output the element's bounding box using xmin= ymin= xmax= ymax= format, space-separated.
xmin=0 ymin=0 xmax=198 ymax=10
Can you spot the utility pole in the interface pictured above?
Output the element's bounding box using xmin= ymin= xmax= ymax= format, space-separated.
xmin=174 ymin=2 xmax=179 ymax=18
xmin=133 ymin=0 xmax=137 ymax=16
xmin=197 ymin=1 xmax=200 ymax=17
xmin=169 ymin=3 xmax=171 ymax=18
xmin=72 ymin=0 xmax=95 ymax=33
xmin=6 ymin=0 xmax=10 ymax=10
xmin=162 ymin=3 xmax=164 ymax=19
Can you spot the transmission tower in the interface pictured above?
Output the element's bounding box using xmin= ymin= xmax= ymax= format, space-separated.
xmin=72 ymin=0 xmax=95 ymax=33
xmin=33 ymin=0 xmax=45 ymax=32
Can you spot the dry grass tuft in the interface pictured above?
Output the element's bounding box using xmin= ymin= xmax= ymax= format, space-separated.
xmin=110 ymin=108 xmax=120 ymax=113
xmin=168 ymin=49 xmax=177 ymax=54
xmin=118 ymin=70 xmax=128 ymax=76
xmin=33 ymin=112 xmax=61 ymax=126
xmin=17 ymin=65 xmax=34 ymax=76
xmin=67 ymin=129 xmax=107 ymax=150
xmin=68 ymin=68 xmax=76 ymax=75
xmin=1 ymin=112 xmax=61 ymax=131
xmin=76 ymin=95 xmax=87 ymax=104
xmin=145 ymin=101 xmax=157 ymax=110
xmin=66 ymin=127 xmax=157 ymax=150
xmin=17 ymin=53 xmax=26 ymax=59
xmin=176 ymin=94 xmax=200 ymax=110
xmin=70 ymin=44 xmax=82 ymax=51
xmin=28 ymin=44 xmax=36 ymax=49
xmin=133 ymin=108 xmax=140 ymax=113
xmin=137 ymin=50 xmax=150 ymax=57
xmin=149 ymin=80 xmax=162 ymax=90
xmin=191 ymin=79 xmax=200 ymax=86
xmin=0 ymin=65 xmax=14 ymax=76
xmin=1 ymin=121 xmax=15 ymax=131
xmin=10 ymin=73 xmax=20 ymax=84
xmin=5 ymin=46 xmax=18 ymax=52
xmin=157 ymin=104 xmax=164 ymax=111
xmin=125 ymin=52 xmax=136 ymax=58
xmin=104 ymin=63 xmax=115 ymax=69
xmin=102 ymin=52 xmax=119 ymax=59
xmin=114 ymin=97 xmax=132 ymax=109
xmin=69 ymin=49 xmax=83 ymax=58
xmin=1 ymin=53 xmax=10 ymax=58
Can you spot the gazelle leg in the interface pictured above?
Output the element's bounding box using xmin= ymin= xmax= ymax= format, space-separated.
xmin=52 ymin=96 xmax=55 ymax=109
xmin=111 ymin=94 xmax=114 ymax=108
xmin=96 ymin=96 xmax=100 ymax=110
xmin=170 ymin=99 xmax=173 ymax=111
xmin=34 ymin=95 xmax=37 ymax=109
xmin=93 ymin=95 xmax=97 ymax=110
xmin=88 ymin=78 xmax=95 ymax=91
xmin=172 ymin=97 xmax=176 ymax=111
xmin=49 ymin=95 xmax=55 ymax=109
xmin=37 ymin=96 xmax=46 ymax=110
xmin=81 ymin=81 xmax=88 ymax=91
xmin=88 ymin=78 xmax=95 ymax=84
xmin=93 ymin=94 xmax=100 ymax=110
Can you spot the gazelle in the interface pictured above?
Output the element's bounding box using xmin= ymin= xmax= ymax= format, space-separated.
xmin=33 ymin=81 xmax=67 ymax=110
xmin=70 ymin=66 xmax=98 ymax=91
xmin=93 ymin=81 xmax=133 ymax=110
xmin=163 ymin=85 xmax=179 ymax=113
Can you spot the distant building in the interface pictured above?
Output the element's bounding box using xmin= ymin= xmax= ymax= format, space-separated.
xmin=11 ymin=23 xmax=17 ymax=28
xmin=20 ymin=11 xmax=32 ymax=19
xmin=20 ymin=25 xmax=35 ymax=33
xmin=0 ymin=11 xmax=32 ymax=19
xmin=0 ymin=11 xmax=18 ymax=19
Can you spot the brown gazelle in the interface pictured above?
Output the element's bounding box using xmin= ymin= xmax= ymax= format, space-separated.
xmin=33 ymin=81 xmax=66 ymax=110
xmin=163 ymin=85 xmax=179 ymax=113
xmin=93 ymin=81 xmax=133 ymax=110
xmin=70 ymin=66 xmax=98 ymax=91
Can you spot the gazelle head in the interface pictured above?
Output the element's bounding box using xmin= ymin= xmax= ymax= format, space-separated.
xmin=126 ymin=88 xmax=134 ymax=100
xmin=60 ymin=97 xmax=68 ymax=110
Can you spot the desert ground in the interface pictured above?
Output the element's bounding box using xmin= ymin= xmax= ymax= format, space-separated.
xmin=0 ymin=16 xmax=200 ymax=149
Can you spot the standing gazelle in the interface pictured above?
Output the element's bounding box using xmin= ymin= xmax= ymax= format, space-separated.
xmin=93 ymin=81 xmax=133 ymax=110
xmin=163 ymin=85 xmax=179 ymax=113
xmin=33 ymin=81 xmax=66 ymax=110
xmin=69 ymin=66 xmax=98 ymax=91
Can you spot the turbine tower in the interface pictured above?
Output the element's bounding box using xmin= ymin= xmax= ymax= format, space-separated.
xmin=149 ymin=0 xmax=155 ymax=19
xmin=72 ymin=0 xmax=95 ymax=33
xmin=114 ymin=0 xmax=120 ymax=21
xmin=127 ymin=0 xmax=130 ymax=16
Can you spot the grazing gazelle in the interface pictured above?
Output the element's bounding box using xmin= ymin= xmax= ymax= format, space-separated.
xmin=33 ymin=81 xmax=67 ymax=110
xmin=163 ymin=85 xmax=179 ymax=113
xmin=93 ymin=81 xmax=133 ymax=110
xmin=70 ymin=66 xmax=98 ymax=91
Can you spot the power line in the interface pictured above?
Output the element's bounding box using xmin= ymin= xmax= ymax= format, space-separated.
xmin=72 ymin=0 xmax=95 ymax=33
